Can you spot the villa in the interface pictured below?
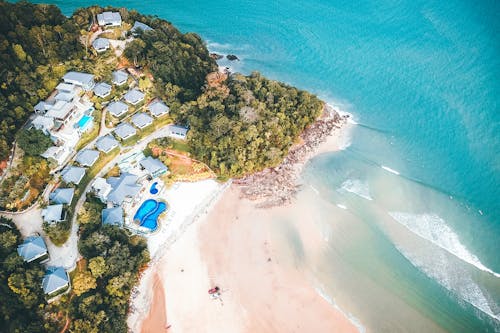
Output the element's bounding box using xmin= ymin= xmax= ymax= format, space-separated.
xmin=124 ymin=89 xmax=145 ymax=105
xmin=167 ymin=124 xmax=189 ymax=140
xmin=147 ymin=100 xmax=169 ymax=117
xmin=96 ymin=134 xmax=119 ymax=153
xmin=42 ymin=267 xmax=70 ymax=297
xmin=17 ymin=236 xmax=49 ymax=263
xmin=131 ymin=112 xmax=153 ymax=129
xmin=41 ymin=146 xmax=72 ymax=166
xmin=41 ymin=204 xmax=65 ymax=223
xmin=114 ymin=123 xmax=137 ymax=140
xmin=92 ymin=37 xmax=110 ymax=53
xmin=112 ymin=70 xmax=128 ymax=86
xmin=49 ymin=188 xmax=75 ymax=205
xmin=34 ymin=101 xmax=52 ymax=114
xmin=75 ymin=149 xmax=100 ymax=167
xmin=102 ymin=207 xmax=124 ymax=226
xmin=45 ymin=101 xmax=75 ymax=124
xmin=32 ymin=115 xmax=55 ymax=135
xmin=131 ymin=21 xmax=153 ymax=35
xmin=62 ymin=71 xmax=95 ymax=91
xmin=93 ymin=82 xmax=112 ymax=98
xmin=105 ymin=172 xmax=141 ymax=206
xmin=96 ymin=11 xmax=122 ymax=27
xmin=139 ymin=156 xmax=168 ymax=178
xmin=107 ymin=101 xmax=129 ymax=117
xmin=61 ymin=166 xmax=86 ymax=185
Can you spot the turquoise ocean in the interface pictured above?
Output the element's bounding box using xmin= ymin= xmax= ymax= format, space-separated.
xmin=34 ymin=0 xmax=499 ymax=331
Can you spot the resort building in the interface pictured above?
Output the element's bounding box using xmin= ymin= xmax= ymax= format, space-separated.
xmin=62 ymin=71 xmax=95 ymax=91
xmin=41 ymin=146 xmax=72 ymax=166
xmin=139 ymin=156 xmax=168 ymax=178
xmin=97 ymin=11 xmax=122 ymax=27
xmin=31 ymin=115 xmax=55 ymax=135
xmin=167 ymin=124 xmax=189 ymax=140
xmin=34 ymin=101 xmax=52 ymax=114
xmin=17 ymin=236 xmax=49 ymax=263
xmin=131 ymin=112 xmax=153 ymax=129
xmin=131 ymin=21 xmax=153 ymax=35
xmin=41 ymin=204 xmax=65 ymax=223
xmin=92 ymin=37 xmax=110 ymax=53
xmin=106 ymin=173 xmax=141 ymax=206
xmin=45 ymin=101 xmax=75 ymax=124
xmin=124 ymin=88 xmax=145 ymax=105
xmin=114 ymin=123 xmax=137 ymax=140
xmin=42 ymin=267 xmax=70 ymax=297
xmin=49 ymin=188 xmax=75 ymax=205
xmin=96 ymin=134 xmax=119 ymax=153
xmin=112 ymin=70 xmax=128 ymax=86
xmin=147 ymin=100 xmax=169 ymax=118
xmin=107 ymin=101 xmax=129 ymax=117
xmin=102 ymin=207 xmax=124 ymax=227
xmin=93 ymin=82 xmax=112 ymax=98
xmin=92 ymin=177 xmax=112 ymax=203
xmin=75 ymin=149 xmax=100 ymax=167
xmin=61 ymin=166 xmax=86 ymax=185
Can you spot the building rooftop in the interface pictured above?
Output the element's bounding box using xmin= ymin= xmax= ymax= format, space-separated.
xmin=93 ymin=82 xmax=112 ymax=98
xmin=102 ymin=207 xmax=124 ymax=226
xmin=168 ymin=124 xmax=189 ymax=138
xmin=49 ymin=188 xmax=75 ymax=205
xmin=61 ymin=166 xmax=86 ymax=184
xmin=92 ymin=37 xmax=110 ymax=51
xmin=97 ymin=11 xmax=122 ymax=26
xmin=131 ymin=21 xmax=153 ymax=34
xmin=75 ymin=149 xmax=100 ymax=167
xmin=112 ymin=70 xmax=128 ymax=85
xmin=42 ymin=267 xmax=69 ymax=295
xmin=41 ymin=204 xmax=64 ymax=223
xmin=96 ymin=134 xmax=119 ymax=153
xmin=114 ymin=123 xmax=137 ymax=140
xmin=107 ymin=172 xmax=141 ymax=205
xmin=56 ymin=83 xmax=76 ymax=93
xmin=107 ymin=101 xmax=128 ymax=117
xmin=45 ymin=101 xmax=74 ymax=120
xmin=139 ymin=156 xmax=168 ymax=176
xmin=17 ymin=236 xmax=47 ymax=263
xmin=54 ymin=91 xmax=76 ymax=102
xmin=32 ymin=115 xmax=54 ymax=133
xmin=131 ymin=112 xmax=153 ymax=129
xmin=124 ymin=89 xmax=145 ymax=105
xmin=147 ymin=100 xmax=169 ymax=117
xmin=34 ymin=101 xmax=52 ymax=113
xmin=63 ymin=71 xmax=95 ymax=89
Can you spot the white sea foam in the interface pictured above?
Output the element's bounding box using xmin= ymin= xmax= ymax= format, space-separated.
xmin=388 ymin=212 xmax=500 ymax=278
xmin=381 ymin=165 xmax=400 ymax=175
xmin=340 ymin=179 xmax=373 ymax=201
xmin=314 ymin=285 xmax=366 ymax=333
xmin=310 ymin=185 xmax=320 ymax=195
xmin=337 ymin=204 xmax=347 ymax=210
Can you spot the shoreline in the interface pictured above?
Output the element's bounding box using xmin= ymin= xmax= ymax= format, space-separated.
xmin=132 ymin=107 xmax=355 ymax=332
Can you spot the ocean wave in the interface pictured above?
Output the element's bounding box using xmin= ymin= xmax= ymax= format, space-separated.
xmin=314 ymin=285 xmax=366 ymax=333
xmin=339 ymin=179 xmax=373 ymax=201
xmin=388 ymin=212 xmax=500 ymax=278
xmin=381 ymin=165 xmax=400 ymax=175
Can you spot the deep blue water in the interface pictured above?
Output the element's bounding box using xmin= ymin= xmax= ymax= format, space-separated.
xmin=31 ymin=0 xmax=499 ymax=331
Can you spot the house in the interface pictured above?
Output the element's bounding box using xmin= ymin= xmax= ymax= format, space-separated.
xmin=131 ymin=21 xmax=153 ymax=35
xmin=41 ymin=146 xmax=72 ymax=166
xmin=102 ymin=207 xmax=124 ymax=226
xmin=92 ymin=177 xmax=112 ymax=203
xmin=106 ymin=173 xmax=141 ymax=205
xmin=139 ymin=156 xmax=168 ymax=177
xmin=63 ymin=71 xmax=95 ymax=91
xmin=42 ymin=267 xmax=70 ymax=296
xmin=114 ymin=123 xmax=137 ymax=140
xmin=34 ymin=101 xmax=52 ymax=114
xmin=56 ymin=83 xmax=76 ymax=93
xmin=123 ymin=89 xmax=145 ymax=105
xmin=75 ymin=149 xmax=100 ymax=167
xmin=131 ymin=112 xmax=153 ymax=129
xmin=92 ymin=38 xmax=110 ymax=53
xmin=107 ymin=101 xmax=129 ymax=117
xmin=96 ymin=134 xmax=119 ymax=153
xmin=147 ymin=100 xmax=169 ymax=118
xmin=97 ymin=11 xmax=122 ymax=27
xmin=45 ymin=101 xmax=75 ymax=123
xmin=49 ymin=188 xmax=75 ymax=205
xmin=167 ymin=124 xmax=189 ymax=139
xmin=112 ymin=70 xmax=128 ymax=86
xmin=93 ymin=82 xmax=112 ymax=98
xmin=61 ymin=166 xmax=86 ymax=185
xmin=32 ymin=115 xmax=54 ymax=135
xmin=17 ymin=236 xmax=49 ymax=263
xmin=41 ymin=204 xmax=65 ymax=223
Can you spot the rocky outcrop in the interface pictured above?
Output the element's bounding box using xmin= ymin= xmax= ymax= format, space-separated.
xmin=235 ymin=106 xmax=348 ymax=208
xmin=226 ymin=54 xmax=239 ymax=61
xmin=210 ymin=53 xmax=224 ymax=60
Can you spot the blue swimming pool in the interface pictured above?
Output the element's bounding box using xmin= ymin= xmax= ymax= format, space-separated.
xmin=134 ymin=199 xmax=167 ymax=231
xmin=150 ymin=182 xmax=159 ymax=194
xmin=77 ymin=115 xmax=93 ymax=131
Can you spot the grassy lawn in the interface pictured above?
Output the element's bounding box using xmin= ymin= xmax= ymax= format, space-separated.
xmin=121 ymin=134 xmax=140 ymax=147
xmin=171 ymin=139 xmax=190 ymax=153
xmin=75 ymin=117 xmax=101 ymax=151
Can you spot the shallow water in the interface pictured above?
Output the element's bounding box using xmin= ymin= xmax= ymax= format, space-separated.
xmin=33 ymin=0 xmax=500 ymax=331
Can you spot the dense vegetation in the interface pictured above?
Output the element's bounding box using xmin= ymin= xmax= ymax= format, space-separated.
xmin=0 ymin=0 xmax=83 ymax=160
xmin=187 ymin=72 xmax=323 ymax=177
xmin=17 ymin=129 xmax=53 ymax=156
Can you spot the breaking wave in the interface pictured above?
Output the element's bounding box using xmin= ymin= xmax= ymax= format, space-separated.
xmin=340 ymin=179 xmax=373 ymax=201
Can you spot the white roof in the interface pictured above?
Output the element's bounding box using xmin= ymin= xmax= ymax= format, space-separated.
xmin=75 ymin=149 xmax=100 ymax=166
xmin=107 ymin=101 xmax=128 ymax=117
xmin=32 ymin=115 xmax=54 ymax=131
xmin=96 ymin=134 xmax=119 ymax=153
xmin=131 ymin=112 xmax=153 ymax=128
xmin=94 ymin=82 xmax=112 ymax=97
xmin=147 ymin=100 xmax=169 ymax=117
xmin=63 ymin=71 xmax=94 ymax=87
xmin=61 ymin=166 xmax=86 ymax=184
xmin=45 ymin=101 xmax=74 ymax=120
xmin=42 ymin=204 xmax=64 ymax=222
xmin=49 ymin=188 xmax=75 ymax=205
xmin=114 ymin=123 xmax=137 ymax=140
xmin=124 ymin=89 xmax=145 ymax=105
xmin=97 ymin=11 xmax=122 ymax=26
xmin=112 ymin=70 xmax=128 ymax=85
xmin=92 ymin=37 xmax=110 ymax=50
xmin=56 ymin=83 xmax=76 ymax=93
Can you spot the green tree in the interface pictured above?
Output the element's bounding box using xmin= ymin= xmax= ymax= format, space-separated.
xmin=16 ymin=129 xmax=52 ymax=156
xmin=72 ymin=270 xmax=97 ymax=296
xmin=88 ymin=256 xmax=106 ymax=278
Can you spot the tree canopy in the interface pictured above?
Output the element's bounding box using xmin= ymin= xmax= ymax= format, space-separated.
xmin=16 ymin=128 xmax=53 ymax=156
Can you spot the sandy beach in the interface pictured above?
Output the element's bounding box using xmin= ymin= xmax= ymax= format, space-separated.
xmin=132 ymin=109 xmax=358 ymax=332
